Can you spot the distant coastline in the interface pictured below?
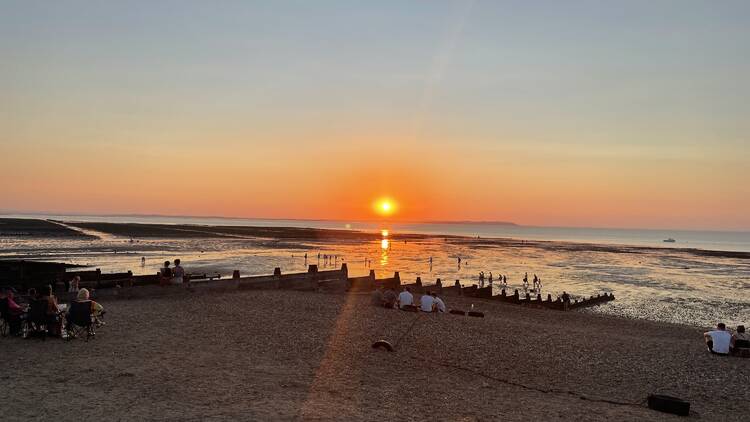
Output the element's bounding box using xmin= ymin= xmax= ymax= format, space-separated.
xmin=1 ymin=211 xmax=519 ymax=227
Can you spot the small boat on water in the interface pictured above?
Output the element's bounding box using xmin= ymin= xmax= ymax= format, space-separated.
xmin=663 ymin=238 xmax=676 ymax=243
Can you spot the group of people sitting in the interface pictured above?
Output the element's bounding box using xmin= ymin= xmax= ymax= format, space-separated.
xmin=159 ymin=259 xmax=186 ymax=286
xmin=704 ymin=323 xmax=749 ymax=356
xmin=0 ymin=284 xmax=104 ymax=338
xmin=371 ymin=286 xmax=446 ymax=313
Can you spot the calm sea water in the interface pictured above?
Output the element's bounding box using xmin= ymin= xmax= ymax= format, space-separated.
xmin=2 ymin=214 xmax=749 ymax=328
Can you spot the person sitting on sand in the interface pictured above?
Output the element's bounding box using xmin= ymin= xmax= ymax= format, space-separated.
xmin=160 ymin=261 xmax=172 ymax=286
xmin=382 ymin=288 xmax=397 ymax=308
xmin=704 ymin=323 xmax=733 ymax=355
xmin=420 ymin=291 xmax=435 ymax=312
xmin=398 ymin=287 xmax=414 ymax=309
xmin=431 ymin=292 xmax=446 ymax=313
xmin=732 ymin=325 xmax=749 ymax=350
xmin=171 ymin=259 xmax=184 ymax=285
xmin=371 ymin=288 xmax=384 ymax=306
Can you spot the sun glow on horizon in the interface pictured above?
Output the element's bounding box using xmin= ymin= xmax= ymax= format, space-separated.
xmin=374 ymin=198 xmax=397 ymax=217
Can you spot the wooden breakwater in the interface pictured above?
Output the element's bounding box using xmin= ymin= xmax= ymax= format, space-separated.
xmin=398 ymin=277 xmax=615 ymax=311
xmin=48 ymin=264 xmax=614 ymax=311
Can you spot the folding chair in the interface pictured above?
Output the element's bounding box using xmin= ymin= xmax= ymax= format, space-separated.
xmin=0 ymin=298 xmax=25 ymax=337
xmin=25 ymin=299 xmax=49 ymax=340
xmin=0 ymin=298 xmax=9 ymax=337
xmin=66 ymin=300 xmax=95 ymax=342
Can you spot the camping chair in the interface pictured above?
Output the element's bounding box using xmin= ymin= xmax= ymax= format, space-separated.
xmin=66 ymin=300 xmax=95 ymax=341
xmin=0 ymin=298 xmax=25 ymax=337
xmin=0 ymin=298 xmax=9 ymax=337
xmin=26 ymin=299 xmax=50 ymax=340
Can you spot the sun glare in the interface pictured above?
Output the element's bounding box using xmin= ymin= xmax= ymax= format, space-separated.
xmin=374 ymin=198 xmax=397 ymax=217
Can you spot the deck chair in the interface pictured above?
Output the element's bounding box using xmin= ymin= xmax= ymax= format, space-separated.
xmin=0 ymin=298 xmax=25 ymax=337
xmin=26 ymin=299 xmax=49 ymax=340
xmin=66 ymin=300 xmax=95 ymax=341
xmin=0 ymin=298 xmax=10 ymax=337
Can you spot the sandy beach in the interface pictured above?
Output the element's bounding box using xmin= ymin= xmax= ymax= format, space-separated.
xmin=2 ymin=289 xmax=747 ymax=421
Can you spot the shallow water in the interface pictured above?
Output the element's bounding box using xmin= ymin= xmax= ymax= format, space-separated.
xmin=2 ymin=229 xmax=748 ymax=329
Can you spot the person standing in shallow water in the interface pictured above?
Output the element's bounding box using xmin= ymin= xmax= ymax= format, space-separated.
xmin=522 ymin=273 xmax=529 ymax=294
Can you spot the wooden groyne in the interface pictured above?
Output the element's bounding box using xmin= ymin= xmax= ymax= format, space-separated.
xmin=52 ymin=264 xmax=614 ymax=311
xmin=0 ymin=260 xmax=614 ymax=310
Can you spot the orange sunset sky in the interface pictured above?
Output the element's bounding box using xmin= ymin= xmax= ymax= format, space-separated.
xmin=1 ymin=2 xmax=749 ymax=230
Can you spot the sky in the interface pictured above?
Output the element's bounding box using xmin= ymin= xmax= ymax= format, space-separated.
xmin=1 ymin=1 xmax=749 ymax=230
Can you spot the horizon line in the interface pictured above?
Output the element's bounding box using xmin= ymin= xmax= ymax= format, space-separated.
xmin=1 ymin=209 xmax=749 ymax=234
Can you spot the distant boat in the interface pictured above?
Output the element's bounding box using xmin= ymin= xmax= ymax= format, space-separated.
xmin=663 ymin=238 xmax=676 ymax=243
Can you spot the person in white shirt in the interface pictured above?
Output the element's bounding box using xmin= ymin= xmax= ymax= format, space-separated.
xmin=420 ymin=291 xmax=435 ymax=312
xmin=704 ymin=322 xmax=733 ymax=355
xmin=432 ymin=292 xmax=446 ymax=313
xmin=171 ymin=259 xmax=185 ymax=285
xmin=397 ymin=287 xmax=413 ymax=309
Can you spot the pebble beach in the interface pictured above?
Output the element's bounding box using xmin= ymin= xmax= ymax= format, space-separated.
xmin=2 ymin=289 xmax=747 ymax=421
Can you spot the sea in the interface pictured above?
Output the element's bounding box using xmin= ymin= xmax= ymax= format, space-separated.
xmin=2 ymin=213 xmax=749 ymax=329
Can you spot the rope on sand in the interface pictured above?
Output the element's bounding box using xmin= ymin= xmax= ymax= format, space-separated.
xmin=406 ymin=354 xmax=648 ymax=408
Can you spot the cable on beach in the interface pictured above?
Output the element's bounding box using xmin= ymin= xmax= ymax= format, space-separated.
xmin=405 ymin=354 xmax=648 ymax=409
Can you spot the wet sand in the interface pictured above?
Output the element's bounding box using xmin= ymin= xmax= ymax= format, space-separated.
xmin=50 ymin=219 xmax=750 ymax=260
xmin=2 ymin=290 xmax=747 ymax=421
xmin=3 ymin=218 xmax=749 ymax=260
xmin=0 ymin=218 xmax=94 ymax=238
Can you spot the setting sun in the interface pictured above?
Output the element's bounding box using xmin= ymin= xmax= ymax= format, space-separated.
xmin=374 ymin=198 xmax=397 ymax=217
